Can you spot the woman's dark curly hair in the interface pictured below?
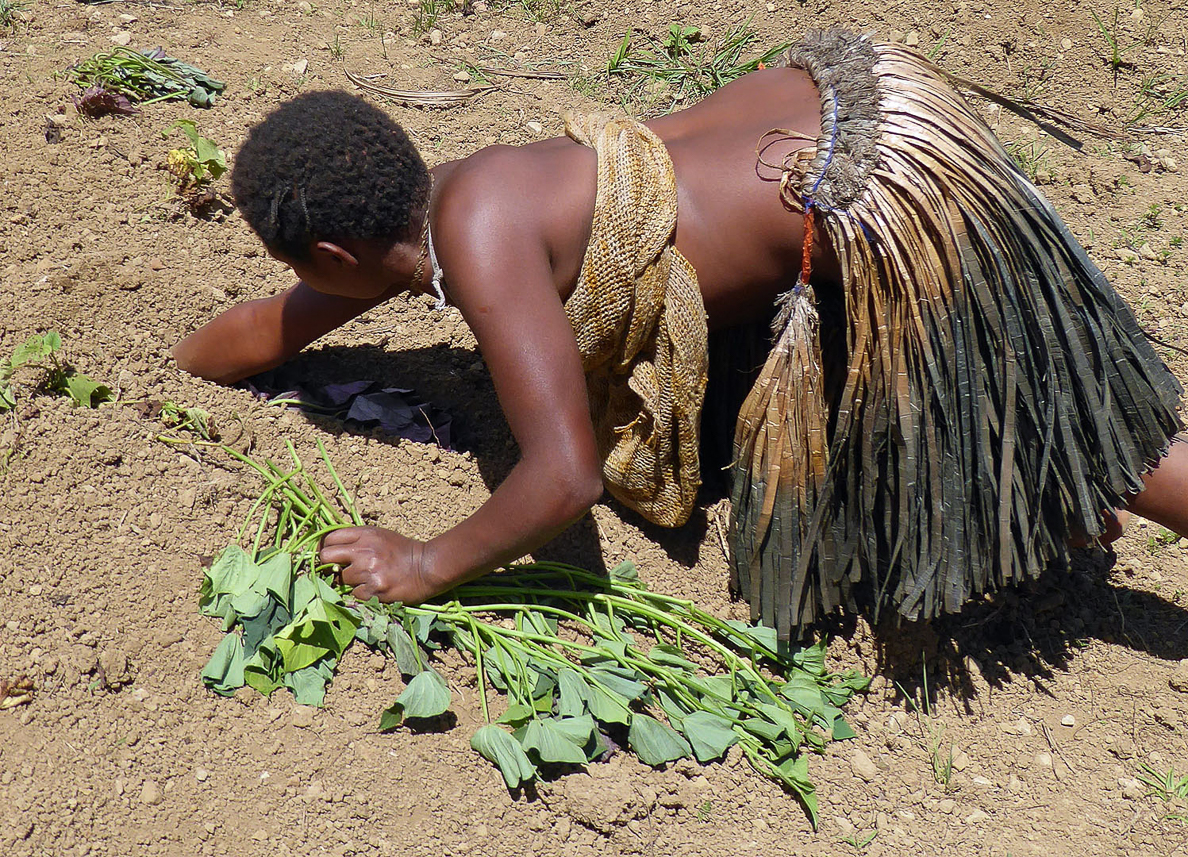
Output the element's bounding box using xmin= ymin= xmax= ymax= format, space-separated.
xmin=230 ymin=90 xmax=430 ymax=261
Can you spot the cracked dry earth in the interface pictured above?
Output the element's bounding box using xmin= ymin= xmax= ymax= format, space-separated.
xmin=1 ymin=0 xmax=1188 ymax=854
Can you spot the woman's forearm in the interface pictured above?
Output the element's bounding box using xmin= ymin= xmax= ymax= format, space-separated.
xmin=172 ymin=297 xmax=288 ymax=384
xmin=419 ymin=454 xmax=604 ymax=593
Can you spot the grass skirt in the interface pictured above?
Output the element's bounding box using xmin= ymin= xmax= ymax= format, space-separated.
xmin=730 ymin=30 xmax=1183 ymax=638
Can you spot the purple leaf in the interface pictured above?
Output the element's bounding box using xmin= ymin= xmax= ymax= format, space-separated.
xmin=72 ymin=86 xmax=137 ymax=118
xmin=323 ymin=380 xmax=376 ymax=406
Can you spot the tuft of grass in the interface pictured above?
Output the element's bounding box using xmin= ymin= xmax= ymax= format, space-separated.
xmin=1127 ymin=72 xmax=1188 ymax=126
xmin=355 ymin=11 xmax=380 ymax=33
xmin=1090 ymin=7 xmax=1143 ymax=77
xmin=606 ymin=22 xmax=790 ymax=116
xmin=412 ymin=0 xmax=455 ymax=36
xmin=1004 ymin=139 xmax=1049 ymax=182
xmin=896 ymin=661 xmax=956 ymax=790
xmin=0 ymin=0 xmax=27 ymax=31
xmin=1138 ymin=763 xmax=1188 ymax=821
xmin=327 ymin=32 xmax=344 ymax=60
xmin=841 ymin=830 xmax=877 ymax=851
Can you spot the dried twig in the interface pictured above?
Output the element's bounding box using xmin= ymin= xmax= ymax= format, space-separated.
xmin=343 ymin=65 xmax=498 ymax=107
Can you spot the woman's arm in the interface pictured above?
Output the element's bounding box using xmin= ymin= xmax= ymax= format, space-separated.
xmin=320 ymin=179 xmax=604 ymax=602
xmin=172 ymin=281 xmax=394 ymax=384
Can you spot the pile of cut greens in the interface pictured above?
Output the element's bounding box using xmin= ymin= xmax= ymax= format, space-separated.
xmin=65 ymin=46 xmax=225 ymax=110
xmin=168 ymin=423 xmax=866 ymax=823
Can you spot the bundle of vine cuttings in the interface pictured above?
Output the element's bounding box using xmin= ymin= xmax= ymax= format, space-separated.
xmin=161 ymin=415 xmax=867 ymax=824
xmin=65 ymin=46 xmax=225 ymax=110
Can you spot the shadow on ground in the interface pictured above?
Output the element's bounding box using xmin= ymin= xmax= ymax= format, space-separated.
xmin=841 ymin=548 xmax=1188 ymax=711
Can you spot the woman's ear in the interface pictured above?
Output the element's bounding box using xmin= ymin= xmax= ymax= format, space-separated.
xmin=313 ymin=241 xmax=359 ymax=267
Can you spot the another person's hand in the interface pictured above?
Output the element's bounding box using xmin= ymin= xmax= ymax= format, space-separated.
xmin=319 ymin=526 xmax=439 ymax=603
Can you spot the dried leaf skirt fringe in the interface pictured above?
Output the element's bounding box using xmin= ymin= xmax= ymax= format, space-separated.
xmin=730 ymin=31 xmax=1183 ymax=638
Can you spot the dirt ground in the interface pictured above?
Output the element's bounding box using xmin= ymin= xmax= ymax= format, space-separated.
xmin=1 ymin=0 xmax=1187 ymax=854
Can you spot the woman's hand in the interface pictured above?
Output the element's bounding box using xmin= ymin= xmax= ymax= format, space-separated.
xmin=319 ymin=526 xmax=440 ymax=603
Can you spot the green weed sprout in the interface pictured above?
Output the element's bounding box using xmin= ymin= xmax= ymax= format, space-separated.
xmin=160 ymin=422 xmax=869 ymax=825
xmin=163 ymin=120 xmax=227 ymax=192
xmin=0 ymin=331 xmax=113 ymax=411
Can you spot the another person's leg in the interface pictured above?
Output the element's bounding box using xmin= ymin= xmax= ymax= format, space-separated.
xmin=1124 ymin=435 xmax=1188 ymax=538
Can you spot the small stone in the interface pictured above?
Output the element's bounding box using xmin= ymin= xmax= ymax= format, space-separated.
xmin=140 ymin=780 xmax=163 ymax=806
xmin=1119 ymin=777 xmax=1144 ymax=800
xmin=1034 ymin=752 xmax=1053 ymax=768
xmin=525 ymin=121 xmax=543 ymax=135
xmin=285 ymin=59 xmax=308 ymax=76
xmin=1116 ymin=247 xmax=1139 ymax=263
xmin=489 ymin=30 xmax=506 ymax=41
xmin=1138 ymin=242 xmax=1159 ymax=261
xmin=905 ymin=30 xmax=920 ymax=47
xmin=889 ymin=30 xmax=905 ymax=43
xmin=1060 ymin=714 xmax=1076 ymax=727
xmin=951 ymin=751 xmax=971 ymax=771
xmin=1170 ymin=659 xmax=1188 ymax=692
xmin=1015 ymin=717 xmax=1032 ymax=737
xmin=453 ymin=69 xmax=471 ymax=83
xmin=851 ymin=749 xmax=879 ymax=783
xmin=1007 ymin=773 xmax=1024 ymax=793
xmin=118 ymin=13 xmax=137 ymax=22
xmin=429 ymin=29 xmax=442 ymax=45
xmin=149 ymin=257 xmax=165 ymax=272
xmin=297 ymin=0 xmax=313 ymax=12
xmin=1061 ymin=38 xmax=1073 ymax=51
xmin=290 ymin=706 xmax=316 ymax=728
xmin=965 ymin=809 xmax=989 ymax=825
xmin=110 ymin=31 xmax=133 ymax=46
xmin=938 ymin=798 xmax=955 ymax=814
xmin=304 ymin=780 xmax=327 ymax=801
xmin=195 ymin=768 xmax=210 ymax=782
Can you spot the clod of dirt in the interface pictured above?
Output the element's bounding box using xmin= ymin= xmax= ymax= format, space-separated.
xmin=850 ymin=749 xmax=878 ymax=783
xmin=96 ymin=648 xmax=133 ymax=690
xmin=1170 ymin=659 xmax=1188 ymax=692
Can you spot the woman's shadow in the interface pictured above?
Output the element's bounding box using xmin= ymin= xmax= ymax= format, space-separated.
xmin=247 ymin=342 xmax=616 ymax=573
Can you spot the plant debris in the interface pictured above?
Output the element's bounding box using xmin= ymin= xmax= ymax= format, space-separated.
xmin=65 ymin=46 xmax=225 ymax=108
xmin=162 ymin=119 xmax=226 ymax=193
xmin=0 ymin=331 xmax=113 ymax=411
xmin=0 ymin=675 xmax=34 ymax=710
xmin=169 ymin=429 xmax=867 ymax=824
xmin=72 ymin=84 xmax=136 ymax=118
xmin=246 ymin=373 xmax=453 ymax=449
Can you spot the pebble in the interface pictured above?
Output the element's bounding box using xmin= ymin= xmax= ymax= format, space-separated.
xmin=297 ymin=0 xmax=313 ymax=12
xmin=453 ymin=70 xmax=471 ymax=83
xmin=285 ymin=59 xmax=308 ymax=76
xmin=851 ymin=749 xmax=879 ymax=783
xmin=1119 ymin=777 xmax=1144 ymax=800
xmin=1170 ymin=659 xmax=1188 ymax=692
xmin=938 ymin=798 xmax=955 ymax=814
xmin=110 ymin=31 xmax=133 ymax=46
xmin=1034 ymin=752 xmax=1053 ymax=768
xmin=525 ymin=121 xmax=543 ymax=135
xmin=195 ymin=768 xmax=210 ymax=783
xmin=951 ymin=751 xmax=970 ymax=771
xmin=140 ymin=780 xmax=163 ymax=806
xmin=1059 ymin=714 xmax=1075 ymax=727
xmin=1061 ymin=38 xmax=1073 ymax=51
xmin=904 ymin=31 xmax=920 ymax=47
xmin=1015 ymin=717 xmax=1032 ymax=737
xmin=489 ymin=30 xmax=506 ymax=41
xmin=429 ymin=29 xmax=442 ymax=46
xmin=965 ymin=809 xmax=989 ymax=825
xmin=291 ymin=706 xmax=316 ymax=728
xmin=1116 ymin=248 xmax=1138 ymax=263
